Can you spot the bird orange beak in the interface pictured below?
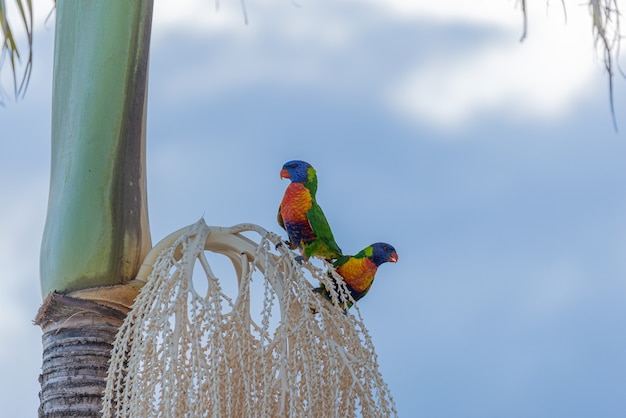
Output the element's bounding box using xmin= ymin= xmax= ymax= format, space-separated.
xmin=388 ymin=253 xmax=398 ymax=263
xmin=280 ymin=168 xmax=290 ymax=179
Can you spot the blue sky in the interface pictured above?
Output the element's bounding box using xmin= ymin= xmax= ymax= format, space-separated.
xmin=1 ymin=0 xmax=626 ymax=416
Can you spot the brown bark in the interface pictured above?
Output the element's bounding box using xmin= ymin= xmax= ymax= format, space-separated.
xmin=35 ymin=292 xmax=128 ymax=418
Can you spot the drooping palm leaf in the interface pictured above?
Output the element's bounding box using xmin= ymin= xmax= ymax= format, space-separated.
xmin=520 ymin=0 xmax=623 ymax=130
xmin=589 ymin=0 xmax=622 ymax=130
xmin=0 ymin=0 xmax=32 ymax=103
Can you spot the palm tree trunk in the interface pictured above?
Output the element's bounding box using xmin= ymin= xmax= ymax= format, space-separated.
xmin=37 ymin=0 xmax=154 ymax=416
xmin=36 ymin=294 xmax=127 ymax=417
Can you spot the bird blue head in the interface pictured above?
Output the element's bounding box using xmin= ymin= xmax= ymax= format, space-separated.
xmin=280 ymin=160 xmax=316 ymax=184
xmin=369 ymin=242 xmax=398 ymax=266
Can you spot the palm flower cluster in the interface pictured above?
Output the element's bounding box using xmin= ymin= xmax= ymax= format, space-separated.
xmin=102 ymin=219 xmax=397 ymax=417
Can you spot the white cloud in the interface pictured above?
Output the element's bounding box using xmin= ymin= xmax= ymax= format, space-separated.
xmin=375 ymin=0 xmax=522 ymax=25
xmin=385 ymin=3 xmax=602 ymax=130
xmin=149 ymin=0 xmax=367 ymax=102
xmin=150 ymin=0 xmax=607 ymax=130
xmin=153 ymin=0 xmax=245 ymax=33
xmin=153 ymin=0 xmax=522 ymax=29
xmin=155 ymin=0 xmax=604 ymax=129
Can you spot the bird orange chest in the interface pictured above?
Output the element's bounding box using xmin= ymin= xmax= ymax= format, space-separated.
xmin=280 ymin=183 xmax=313 ymax=222
xmin=336 ymin=258 xmax=378 ymax=293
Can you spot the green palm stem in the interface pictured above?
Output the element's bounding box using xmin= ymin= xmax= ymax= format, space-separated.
xmin=40 ymin=0 xmax=153 ymax=297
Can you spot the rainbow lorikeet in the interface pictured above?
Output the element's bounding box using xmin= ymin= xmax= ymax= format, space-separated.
xmin=278 ymin=160 xmax=343 ymax=261
xmin=315 ymin=242 xmax=398 ymax=309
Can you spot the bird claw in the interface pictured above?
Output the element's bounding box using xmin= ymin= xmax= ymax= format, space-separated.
xmin=294 ymin=255 xmax=305 ymax=264
xmin=276 ymin=240 xmax=296 ymax=251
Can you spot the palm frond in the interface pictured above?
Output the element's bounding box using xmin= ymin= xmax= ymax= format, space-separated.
xmin=589 ymin=0 xmax=622 ymax=131
xmin=519 ymin=0 xmax=528 ymax=41
xmin=520 ymin=1 xmax=622 ymax=130
xmin=0 ymin=0 xmax=33 ymax=104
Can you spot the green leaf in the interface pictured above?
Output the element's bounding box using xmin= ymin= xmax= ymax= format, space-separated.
xmin=0 ymin=0 xmax=33 ymax=103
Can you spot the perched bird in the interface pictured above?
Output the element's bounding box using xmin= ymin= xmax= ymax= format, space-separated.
xmin=315 ymin=242 xmax=398 ymax=309
xmin=278 ymin=160 xmax=343 ymax=261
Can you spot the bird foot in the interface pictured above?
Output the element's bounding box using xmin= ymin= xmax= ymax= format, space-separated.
xmin=276 ymin=240 xmax=296 ymax=250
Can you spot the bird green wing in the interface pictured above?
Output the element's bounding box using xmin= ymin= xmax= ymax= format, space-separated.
xmin=307 ymin=202 xmax=342 ymax=258
xmin=332 ymin=255 xmax=350 ymax=268
xmin=277 ymin=204 xmax=285 ymax=230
